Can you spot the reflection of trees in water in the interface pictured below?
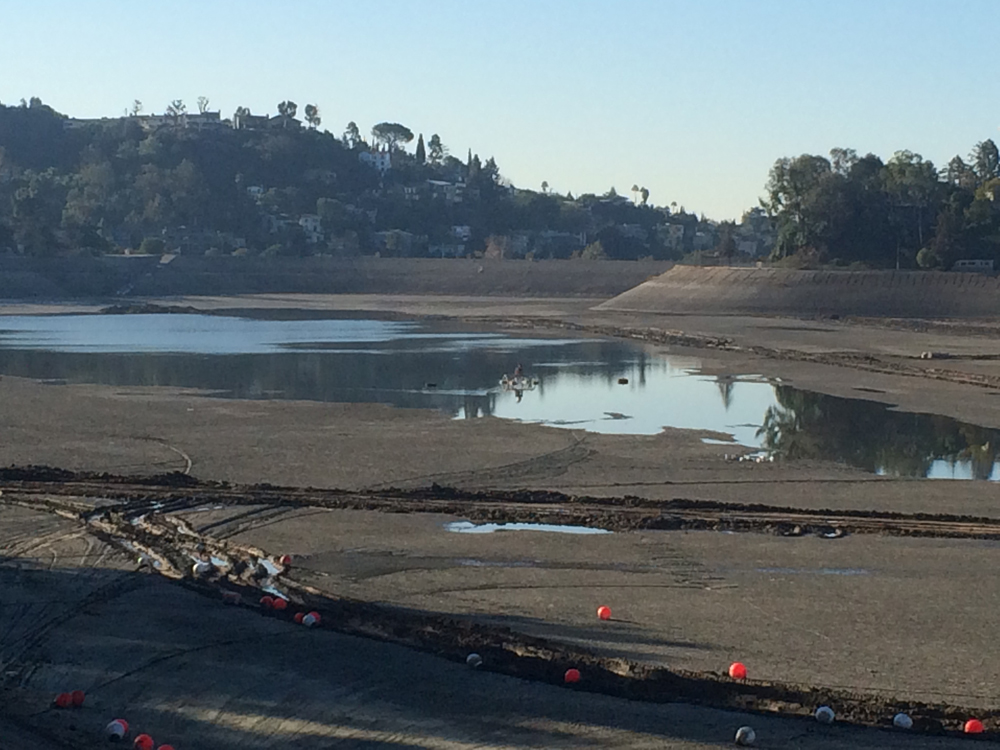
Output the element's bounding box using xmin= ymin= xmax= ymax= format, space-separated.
xmin=715 ymin=376 xmax=734 ymax=411
xmin=0 ymin=338 xmax=638 ymax=416
xmin=758 ymin=386 xmax=999 ymax=479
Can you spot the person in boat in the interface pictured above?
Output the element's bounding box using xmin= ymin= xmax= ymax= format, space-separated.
xmin=514 ymin=363 xmax=524 ymax=380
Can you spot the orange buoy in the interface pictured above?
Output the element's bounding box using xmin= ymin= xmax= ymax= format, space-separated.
xmin=564 ymin=668 xmax=581 ymax=684
xmin=54 ymin=692 xmax=72 ymax=708
xmin=70 ymin=689 xmax=85 ymax=707
xmin=965 ymin=719 xmax=985 ymax=734
xmin=596 ymin=606 xmax=612 ymax=620
xmin=133 ymin=734 xmax=154 ymax=750
xmin=272 ymin=597 xmax=288 ymax=611
xmin=294 ymin=612 xmax=304 ymax=624
xmin=729 ymin=662 xmax=747 ymax=680
xmin=259 ymin=595 xmax=274 ymax=609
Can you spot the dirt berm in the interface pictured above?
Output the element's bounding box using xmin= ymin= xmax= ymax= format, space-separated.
xmin=598 ymin=265 xmax=1000 ymax=318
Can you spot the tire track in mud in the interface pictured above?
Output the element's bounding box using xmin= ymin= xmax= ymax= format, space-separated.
xmin=2 ymin=466 xmax=1000 ymax=736
xmin=364 ymin=435 xmax=594 ymax=490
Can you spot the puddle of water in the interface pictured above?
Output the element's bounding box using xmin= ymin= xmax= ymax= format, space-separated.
xmin=445 ymin=521 xmax=612 ymax=535
xmin=0 ymin=313 xmax=998 ymax=481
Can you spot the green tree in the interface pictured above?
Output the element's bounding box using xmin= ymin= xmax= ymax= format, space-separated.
xmin=343 ymin=121 xmax=362 ymax=149
xmin=196 ymin=96 xmax=210 ymax=114
xmin=277 ymin=100 xmax=298 ymax=128
xmin=304 ymin=104 xmax=321 ymax=129
xmin=415 ymin=133 xmax=426 ymax=163
xmin=129 ymin=100 xmax=143 ymax=117
xmin=640 ymin=186 xmax=649 ymax=206
xmin=427 ymin=134 xmax=445 ymax=164
xmin=371 ymin=122 xmax=414 ymax=151
xmin=970 ymin=139 xmax=1000 ymax=185
xmin=166 ymin=99 xmax=186 ymax=123
xmin=139 ymin=237 xmax=166 ymax=255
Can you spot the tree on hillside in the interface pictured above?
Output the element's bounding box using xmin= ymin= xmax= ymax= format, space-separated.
xmin=343 ymin=121 xmax=362 ymax=149
xmin=640 ymin=187 xmax=650 ymax=206
xmin=371 ymin=122 xmax=414 ymax=151
xmin=715 ymin=221 xmax=738 ymax=260
xmin=129 ymin=100 xmax=143 ymax=117
xmin=304 ymin=104 xmax=321 ymax=129
xmin=415 ymin=133 xmax=426 ymax=163
xmin=166 ymin=99 xmax=186 ymax=123
xmin=829 ymin=147 xmax=858 ymax=176
xmin=277 ymin=101 xmax=298 ymax=129
xmin=631 ymin=184 xmax=639 ymax=204
xmin=945 ymin=155 xmax=977 ymax=189
xmin=541 ymin=181 xmax=549 ymax=193
xmin=970 ymin=140 xmax=1000 ymax=184
xmin=427 ymin=134 xmax=445 ymax=164
xmin=196 ymin=96 xmax=210 ymax=114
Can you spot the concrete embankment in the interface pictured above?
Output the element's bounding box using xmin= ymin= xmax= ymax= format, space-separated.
xmin=598 ymin=265 xmax=1000 ymax=318
xmin=0 ymin=256 xmax=670 ymax=300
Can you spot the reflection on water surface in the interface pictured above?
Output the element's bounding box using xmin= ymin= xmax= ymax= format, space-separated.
xmin=0 ymin=313 xmax=997 ymax=481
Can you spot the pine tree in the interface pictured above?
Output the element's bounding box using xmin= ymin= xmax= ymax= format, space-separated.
xmin=415 ymin=133 xmax=426 ymax=164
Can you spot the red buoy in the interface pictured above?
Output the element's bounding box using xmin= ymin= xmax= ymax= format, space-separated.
xmin=156 ymin=745 xmax=175 ymax=750
xmin=729 ymin=662 xmax=747 ymax=680
xmin=133 ymin=734 xmax=154 ymax=750
xmin=294 ymin=612 xmax=304 ymax=624
xmin=596 ymin=605 xmax=612 ymax=620
xmin=965 ymin=719 xmax=985 ymax=734
xmin=259 ymin=595 xmax=274 ymax=609
xmin=54 ymin=692 xmax=72 ymax=708
xmin=564 ymin=668 xmax=581 ymax=684
xmin=70 ymin=689 xmax=85 ymax=707
xmin=272 ymin=597 xmax=288 ymax=611
xmin=280 ymin=555 xmax=293 ymax=566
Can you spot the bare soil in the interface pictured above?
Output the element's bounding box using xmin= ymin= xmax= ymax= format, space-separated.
xmin=4 ymin=289 xmax=1000 ymax=747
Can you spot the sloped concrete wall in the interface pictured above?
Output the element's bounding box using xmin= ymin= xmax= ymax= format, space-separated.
xmin=598 ymin=266 xmax=1000 ymax=318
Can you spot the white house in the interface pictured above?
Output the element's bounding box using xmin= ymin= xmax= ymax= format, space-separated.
xmin=298 ymin=214 xmax=324 ymax=244
xmin=359 ymin=148 xmax=391 ymax=174
xmin=450 ymin=225 xmax=473 ymax=242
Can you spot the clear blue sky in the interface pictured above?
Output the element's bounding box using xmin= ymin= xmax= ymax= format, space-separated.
xmin=2 ymin=0 xmax=997 ymax=219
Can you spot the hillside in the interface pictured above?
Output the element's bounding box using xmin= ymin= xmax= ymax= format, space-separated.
xmin=0 ymin=256 xmax=671 ymax=299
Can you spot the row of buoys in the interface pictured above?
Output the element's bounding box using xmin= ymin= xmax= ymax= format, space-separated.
xmin=294 ymin=610 xmax=322 ymax=627
xmin=104 ymin=719 xmax=174 ymax=748
xmin=53 ymin=690 xmax=85 ymax=708
xmin=259 ymin=595 xmax=288 ymax=611
xmin=464 ymin=643 xmax=988 ymax=742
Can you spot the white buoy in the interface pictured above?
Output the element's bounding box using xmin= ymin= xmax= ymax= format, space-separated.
xmin=735 ymin=725 xmax=756 ymax=745
xmin=466 ymin=653 xmax=483 ymax=668
xmin=192 ymin=560 xmax=213 ymax=578
xmin=104 ymin=719 xmax=127 ymax=740
xmin=302 ymin=613 xmax=317 ymax=627
xmin=815 ymin=706 xmax=835 ymax=724
xmin=893 ymin=712 xmax=913 ymax=729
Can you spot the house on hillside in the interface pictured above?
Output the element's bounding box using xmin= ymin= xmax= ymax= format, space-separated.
xmin=359 ymin=148 xmax=391 ymax=174
xmin=298 ymin=214 xmax=324 ymax=244
xmin=450 ymin=225 xmax=472 ymax=242
xmin=427 ymin=179 xmax=464 ymax=204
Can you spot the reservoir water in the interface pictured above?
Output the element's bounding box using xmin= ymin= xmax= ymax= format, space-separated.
xmin=0 ymin=312 xmax=997 ymax=481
